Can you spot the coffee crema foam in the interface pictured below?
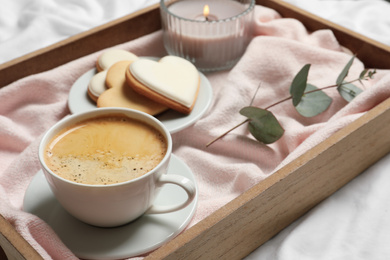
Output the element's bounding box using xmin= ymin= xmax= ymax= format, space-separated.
xmin=44 ymin=114 xmax=167 ymax=185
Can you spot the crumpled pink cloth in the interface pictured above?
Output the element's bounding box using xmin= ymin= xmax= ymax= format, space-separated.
xmin=1 ymin=5 xmax=389 ymax=259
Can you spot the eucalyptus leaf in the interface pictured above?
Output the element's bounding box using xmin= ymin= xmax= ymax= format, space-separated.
xmin=336 ymin=55 xmax=355 ymax=86
xmin=337 ymin=82 xmax=363 ymax=102
xmin=295 ymin=84 xmax=332 ymax=117
xmin=290 ymin=64 xmax=311 ymax=106
xmin=240 ymin=106 xmax=284 ymax=144
xmin=368 ymin=69 xmax=377 ymax=79
xmin=359 ymin=69 xmax=368 ymax=80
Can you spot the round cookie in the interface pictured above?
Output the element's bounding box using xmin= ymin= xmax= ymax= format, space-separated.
xmin=87 ymin=70 xmax=108 ymax=102
xmin=97 ymin=61 xmax=168 ymax=116
xmin=125 ymin=56 xmax=200 ymax=115
xmin=96 ymin=49 xmax=138 ymax=72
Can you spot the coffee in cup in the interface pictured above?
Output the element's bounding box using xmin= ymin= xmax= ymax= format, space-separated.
xmin=38 ymin=108 xmax=196 ymax=227
xmin=44 ymin=114 xmax=167 ymax=185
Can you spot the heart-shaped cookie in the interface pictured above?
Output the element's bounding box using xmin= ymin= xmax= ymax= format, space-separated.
xmin=88 ymin=49 xmax=139 ymax=102
xmin=97 ymin=61 xmax=168 ymax=116
xmin=126 ymin=56 xmax=200 ymax=114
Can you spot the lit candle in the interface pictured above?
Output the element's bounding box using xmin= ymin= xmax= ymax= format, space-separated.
xmin=194 ymin=5 xmax=218 ymax=21
xmin=160 ymin=0 xmax=255 ymax=71
xmin=203 ymin=5 xmax=210 ymax=21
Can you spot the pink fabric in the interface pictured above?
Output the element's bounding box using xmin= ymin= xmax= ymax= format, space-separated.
xmin=1 ymin=5 xmax=389 ymax=259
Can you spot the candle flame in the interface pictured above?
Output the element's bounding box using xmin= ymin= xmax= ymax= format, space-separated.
xmin=203 ymin=5 xmax=210 ymax=19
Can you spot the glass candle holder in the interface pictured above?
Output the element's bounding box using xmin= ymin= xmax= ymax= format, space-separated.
xmin=160 ymin=0 xmax=255 ymax=72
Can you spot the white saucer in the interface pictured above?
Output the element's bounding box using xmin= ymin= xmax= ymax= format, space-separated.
xmin=67 ymin=60 xmax=213 ymax=133
xmin=23 ymin=155 xmax=198 ymax=260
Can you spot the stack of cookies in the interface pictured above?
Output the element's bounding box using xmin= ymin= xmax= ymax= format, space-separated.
xmin=87 ymin=49 xmax=200 ymax=115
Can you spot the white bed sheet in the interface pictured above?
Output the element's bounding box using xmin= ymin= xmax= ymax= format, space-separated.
xmin=0 ymin=0 xmax=160 ymax=64
xmin=1 ymin=0 xmax=390 ymax=259
xmin=283 ymin=0 xmax=390 ymax=46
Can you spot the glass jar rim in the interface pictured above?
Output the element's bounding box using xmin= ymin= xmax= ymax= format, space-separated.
xmin=160 ymin=0 xmax=255 ymax=23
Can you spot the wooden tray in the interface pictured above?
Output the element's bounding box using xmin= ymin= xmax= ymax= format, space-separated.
xmin=2 ymin=0 xmax=390 ymax=259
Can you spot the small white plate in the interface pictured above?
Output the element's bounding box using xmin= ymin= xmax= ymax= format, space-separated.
xmin=23 ymin=155 xmax=198 ymax=260
xmin=68 ymin=63 xmax=213 ymax=133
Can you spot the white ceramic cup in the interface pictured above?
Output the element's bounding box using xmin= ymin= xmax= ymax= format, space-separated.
xmin=38 ymin=108 xmax=196 ymax=227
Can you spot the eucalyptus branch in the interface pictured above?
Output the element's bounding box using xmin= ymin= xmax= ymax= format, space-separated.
xmin=206 ymin=56 xmax=376 ymax=147
xmin=206 ymin=119 xmax=249 ymax=147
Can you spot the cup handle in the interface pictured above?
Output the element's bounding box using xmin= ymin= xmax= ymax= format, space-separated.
xmin=146 ymin=174 xmax=196 ymax=214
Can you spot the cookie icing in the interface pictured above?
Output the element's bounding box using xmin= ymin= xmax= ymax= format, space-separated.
xmin=129 ymin=56 xmax=199 ymax=108
xmin=88 ymin=70 xmax=108 ymax=98
xmin=98 ymin=49 xmax=138 ymax=71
